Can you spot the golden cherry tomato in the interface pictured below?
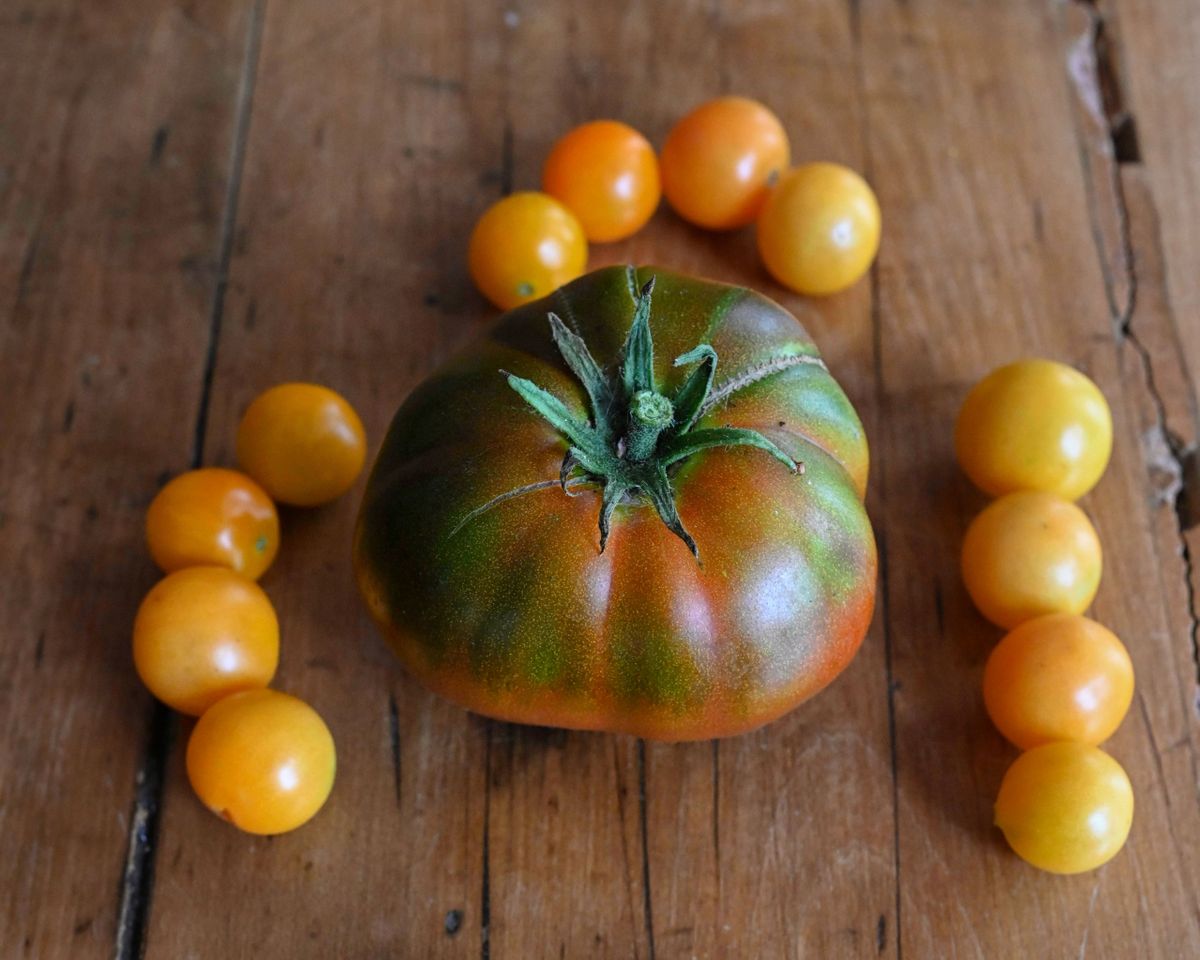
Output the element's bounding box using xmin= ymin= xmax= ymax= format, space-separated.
xmin=956 ymin=359 xmax=1113 ymax=500
xmin=983 ymin=614 xmax=1133 ymax=749
xmin=961 ymin=491 xmax=1101 ymax=629
xmin=660 ymin=96 xmax=790 ymax=230
xmin=133 ymin=567 xmax=279 ymax=716
xmin=756 ymin=162 xmax=881 ymax=296
xmin=542 ymin=120 xmax=660 ymax=242
xmin=146 ymin=468 xmax=279 ymax=580
xmin=468 ymin=192 xmax=587 ymax=310
xmin=236 ymin=383 xmax=367 ymax=507
xmin=994 ymin=742 xmax=1133 ymax=874
xmin=187 ymin=689 xmax=336 ymax=835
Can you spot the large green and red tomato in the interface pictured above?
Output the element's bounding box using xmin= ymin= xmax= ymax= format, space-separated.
xmin=354 ymin=266 xmax=875 ymax=740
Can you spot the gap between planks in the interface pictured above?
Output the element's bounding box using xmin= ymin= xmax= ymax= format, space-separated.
xmin=113 ymin=2 xmax=268 ymax=957
xmin=1067 ymin=0 xmax=1200 ymax=695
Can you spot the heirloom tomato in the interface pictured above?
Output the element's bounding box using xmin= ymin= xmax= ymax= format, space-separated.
xmin=354 ymin=266 xmax=876 ymax=740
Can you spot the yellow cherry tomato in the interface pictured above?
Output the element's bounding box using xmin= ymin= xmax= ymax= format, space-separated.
xmin=956 ymin=359 xmax=1113 ymax=500
xmin=236 ymin=383 xmax=367 ymax=507
xmin=146 ymin=468 xmax=279 ymax=580
xmin=542 ymin=120 xmax=660 ymax=242
xmin=983 ymin=614 xmax=1133 ymax=749
xmin=756 ymin=162 xmax=881 ymax=296
xmin=994 ymin=742 xmax=1133 ymax=874
xmin=133 ymin=567 xmax=279 ymax=716
xmin=468 ymin=192 xmax=587 ymax=310
xmin=660 ymin=96 xmax=790 ymax=230
xmin=961 ymin=491 xmax=1101 ymax=629
xmin=187 ymin=689 xmax=336 ymax=835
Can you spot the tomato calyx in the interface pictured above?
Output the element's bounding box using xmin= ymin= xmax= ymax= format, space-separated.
xmin=503 ymin=275 xmax=799 ymax=558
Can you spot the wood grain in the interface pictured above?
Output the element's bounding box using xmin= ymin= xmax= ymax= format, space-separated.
xmin=0 ymin=1 xmax=254 ymax=956
xmin=1102 ymin=0 xmax=1200 ymax=761
xmin=1105 ymin=0 xmax=1200 ymax=407
xmin=604 ymin=3 xmax=898 ymax=957
xmin=141 ymin=1 xmax=496 ymax=955
xmin=5 ymin=0 xmax=1200 ymax=957
xmin=858 ymin=1 xmax=1200 ymax=955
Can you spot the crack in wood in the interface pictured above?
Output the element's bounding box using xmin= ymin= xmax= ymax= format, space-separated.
xmin=1078 ymin=2 xmax=1142 ymax=164
xmin=149 ymin=125 xmax=170 ymax=166
xmin=877 ymin=527 xmax=903 ymax=960
xmin=15 ymin=229 xmax=40 ymax=310
xmin=850 ymin=5 xmax=900 ymax=952
xmin=499 ymin=120 xmax=513 ymax=197
xmin=710 ymin=738 xmax=720 ymax=870
xmin=192 ymin=0 xmax=266 ymax=469
xmin=1179 ymin=450 xmax=1200 ymax=531
xmin=387 ymin=691 xmax=402 ymax=808
xmin=1066 ymin=0 xmax=1200 ymax=703
xmin=480 ymin=722 xmax=492 ymax=960
xmin=637 ymin=740 xmax=656 ymax=960
xmin=113 ymin=704 xmax=174 ymax=960
xmin=113 ymin=2 xmax=268 ymax=956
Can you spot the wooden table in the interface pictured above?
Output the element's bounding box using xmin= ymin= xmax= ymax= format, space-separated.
xmin=4 ymin=1 xmax=1199 ymax=956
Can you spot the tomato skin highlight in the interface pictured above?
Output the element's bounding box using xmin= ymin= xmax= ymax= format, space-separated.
xmin=961 ymin=490 xmax=1101 ymax=629
xmin=994 ymin=742 xmax=1133 ymax=874
xmin=237 ymin=382 xmax=367 ymax=507
xmin=756 ymin=162 xmax=881 ymax=296
xmin=983 ymin=614 xmax=1133 ymax=749
xmin=542 ymin=120 xmax=660 ymax=242
xmin=956 ymin=359 xmax=1112 ymax=500
xmin=187 ymin=689 xmax=336 ymax=835
xmin=660 ymin=96 xmax=790 ymax=230
xmin=468 ymin=192 xmax=587 ymax=310
xmin=145 ymin=468 xmax=279 ymax=580
xmin=354 ymin=266 xmax=875 ymax=740
xmin=133 ymin=566 xmax=279 ymax=716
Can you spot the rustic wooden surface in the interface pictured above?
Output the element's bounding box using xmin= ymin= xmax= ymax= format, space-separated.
xmin=2 ymin=0 xmax=1198 ymax=957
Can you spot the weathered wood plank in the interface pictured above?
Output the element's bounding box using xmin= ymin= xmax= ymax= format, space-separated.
xmin=0 ymin=1 xmax=255 ymax=956
xmin=142 ymin=0 xmax=900 ymax=954
xmin=141 ymin=1 xmax=500 ymax=955
xmin=11 ymin=0 xmax=1193 ymax=956
xmin=1101 ymin=0 xmax=1200 ymax=752
xmin=1105 ymin=0 xmax=1200 ymax=411
xmin=605 ymin=2 xmax=897 ymax=956
xmin=857 ymin=0 xmax=1200 ymax=955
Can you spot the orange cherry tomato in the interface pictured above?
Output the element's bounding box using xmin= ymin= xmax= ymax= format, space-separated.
xmin=994 ymin=742 xmax=1133 ymax=874
xmin=236 ymin=383 xmax=367 ymax=507
xmin=956 ymin=359 xmax=1113 ymax=501
xmin=146 ymin=468 xmax=279 ymax=580
xmin=961 ymin=491 xmax=1102 ymax=629
xmin=468 ymin=192 xmax=587 ymax=311
xmin=133 ymin=566 xmax=279 ymax=716
xmin=660 ymin=96 xmax=790 ymax=230
xmin=187 ymin=689 xmax=336 ymax=835
xmin=756 ymin=162 xmax=881 ymax=296
xmin=542 ymin=120 xmax=660 ymax=242
xmin=983 ymin=614 xmax=1134 ymax=749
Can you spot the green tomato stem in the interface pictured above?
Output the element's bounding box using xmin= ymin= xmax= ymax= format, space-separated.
xmin=626 ymin=390 xmax=674 ymax=461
